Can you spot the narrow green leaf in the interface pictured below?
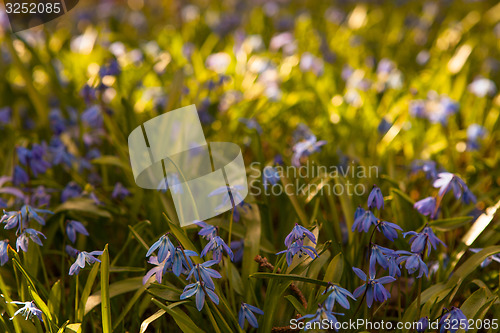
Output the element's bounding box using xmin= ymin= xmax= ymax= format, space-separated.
xmin=48 ymin=281 xmax=61 ymax=325
xmin=139 ymin=309 xmax=165 ymax=333
xmin=85 ymin=277 xmax=146 ymax=314
xmin=285 ymin=295 xmax=307 ymax=315
xmin=77 ymin=262 xmax=100 ymax=321
xmin=151 ymin=299 xmax=205 ymax=333
xmin=100 ymin=244 xmax=112 ymax=333
xmin=28 ymin=286 xmax=54 ymax=333
xmin=429 ymin=216 xmax=473 ymax=231
xmin=323 ymin=253 xmax=344 ymax=284
xmin=250 ymin=272 xmax=329 ymax=287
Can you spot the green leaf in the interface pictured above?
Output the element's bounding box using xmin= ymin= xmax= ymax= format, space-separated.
xmin=64 ymin=323 xmax=81 ymax=333
xmin=151 ymin=299 xmax=205 ymax=333
xmin=250 ymin=272 xmax=329 ymax=287
xmin=139 ymin=309 xmax=165 ymax=333
xmin=285 ymin=295 xmax=307 ymax=315
xmin=90 ymin=156 xmax=131 ymax=172
xmin=460 ymin=288 xmax=488 ymax=320
xmin=56 ymin=321 xmax=69 ymax=333
xmin=85 ymin=277 xmax=146 ymax=314
xmin=100 ymin=244 xmax=112 ymax=333
xmin=53 ymin=198 xmax=111 ymax=219
xmin=48 ymin=281 xmax=62 ymax=324
xmin=323 ymin=253 xmax=344 ymax=284
xmin=28 ymin=286 xmax=54 ymax=333
xmin=429 ymin=216 xmax=473 ymax=231
xmin=390 ymin=188 xmax=424 ymax=232
xmin=78 ymin=262 xmax=100 ymax=321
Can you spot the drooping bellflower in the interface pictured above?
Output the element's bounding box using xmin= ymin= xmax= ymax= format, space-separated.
xmin=403 ymin=226 xmax=445 ymax=256
xmin=238 ymin=303 xmax=264 ymax=329
xmin=200 ymin=235 xmax=233 ymax=262
xmin=180 ymin=281 xmax=219 ymax=311
xmin=146 ymin=234 xmax=176 ymax=263
xmin=9 ymin=301 xmax=43 ymax=321
xmin=367 ymin=185 xmax=384 ymax=210
xmin=323 ymin=283 xmax=356 ymax=310
xmin=352 ymin=266 xmax=396 ymax=308
xmin=69 ymin=250 xmax=104 ymax=275
xmin=66 ymin=220 xmax=89 ymax=243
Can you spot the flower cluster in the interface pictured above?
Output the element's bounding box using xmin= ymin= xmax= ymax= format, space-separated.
xmin=277 ymin=223 xmax=318 ymax=266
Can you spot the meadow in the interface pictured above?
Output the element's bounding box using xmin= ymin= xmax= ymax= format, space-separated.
xmin=0 ymin=0 xmax=499 ymax=332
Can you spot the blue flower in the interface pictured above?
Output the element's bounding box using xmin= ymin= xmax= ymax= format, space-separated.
xmin=65 ymin=245 xmax=79 ymax=258
xmin=200 ymin=236 xmax=233 ymax=262
xmin=13 ymin=166 xmax=29 ymax=186
xmin=410 ymin=100 xmax=426 ymax=118
xmin=146 ymin=234 xmax=176 ymax=263
xmin=48 ymin=137 xmax=75 ymax=167
xmin=0 ymin=240 xmax=9 ymax=265
xmin=376 ymin=220 xmax=402 ymax=241
xmin=69 ymin=250 xmax=103 ymax=275
xmin=16 ymin=229 xmax=46 ymax=252
xmin=433 ymin=172 xmax=476 ymax=204
xmin=417 ymin=317 xmax=429 ymax=333
xmin=49 ymin=109 xmax=67 ymax=135
xmin=17 ymin=144 xmax=51 ymax=177
xmin=239 ymin=118 xmax=263 ymax=134
xmin=238 ymin=303 xmax=264 ymax=329
xmin=187 ymin=260 xmax=222 ymax=289
xmin=230 ymin=239 xmax=244 ymax=262
xmin=142 ymin=256 xmax=166 ymax=284
xmin=411 ymin=160 xmax=438 ymax=179
xmin=414 ymin=197 xmax=437 ymax=219
xmin=403 ymin=226 xmax=445 ymax=256
xmin=277 ymin=240 xmax=318 ymax=266
xmin=165 ymin=247 xmax=198 ymax=276
xmin=111 ymin=182 xmax=131 ymax=200
xmin=9 ymin=301 xmax=42 ymax=321
xmin=61 ymin=182 xmax=82 ymax=202
xmin=369 ymin=245 xmax=395 ymax=272
xmin=467 ymin=124 xmax=487 ymax=151
xmin=396 ymin=251 xmax=429 ymax=278
xmin=439 ymin=307 xmax=468 ymax=333
xmin=377 ymin=118 xmax=392 ymax=135
xmin=323 ymin=283 xmax=356 ymax=310
xmin=32 ymin=186 xmax=51 ymax=208
xmin=352 ymin=267 xmax=396 ymax=308
xmin=263 ymin=166 xmax=280 ymax=189
xmin=352 ymin=209 xmax=378 ymax=233
xmin=66 ymin=220 xmax=89 ymax=243
xmin=195 ymin=221 xmax=217 ymax=240
xmin=0 ymin=107 xmax=11 ymax=125
xmin=180 ymin=281 xmax=219 ymax=311
xmin=284 ymin=223 xmax=316 ymax=247
xmin=208 ymin=185 xmax=246 ymax=212
xmin=292 ymin=135 xmax=327 ymax=167
xmin=99 ymin=59 xmax=121 ymax=77
xmin=367 ymin=185 xmax=384 ymax=210
xmin=468 ymin=77 xmax=497 ymax=97
xmin=81 ymin=105 xmax=103 ymax=128
xmin=297 ymin=305 xmax=343 ymax=331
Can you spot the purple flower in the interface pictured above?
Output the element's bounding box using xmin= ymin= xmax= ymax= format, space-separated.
xmin=263 ymin=166 xmax=280 ymax=188
xmin=323 ymin=283 xmax=356 ymax=310
xmin=368 ymin=185 xmax=384 ymax=210
xmin=0 ymin=240 xmax=9 ymax=265
xmin=467 ymin=124 xmax=487 ymax=151
xmin=297 ymin=304 xmax=343 ymax=331
xmin=439 ymin=307 xmax=468 ymax=333
xmin=292 ymin=135 xmax=327 ymax=167
xmin=352 ymin=267 xmax=396 ymax=308
xmin=69 ymin=250 xmax=103 ymax=275
xmin=468 ymin=77 xmax=497 ymax=97
xmin=417 ymin=317 xmax=429 ymax=332
xmin=81 ymin=105 xmax=103 ymax=128
xmin=409 ymin=100 xmax=426 ymax=118
xmin=411 ymin=160 xmax=437 ymax=179
xmin=13 ymin=166 xmax=29 ymax=186
xmin=49 ymin=137 xmax=75 ymax=167
xmin=369 ymin=245 xmax=394 ymax=272
xmin=32 ymin=186 xmax=51 ymax=207
xmin=142 ymin=256 xmax=166 ymax=285
xmin=377 ymin=118 xmax=392 ymax=135
xmin=352 ymin=209 xmax=378 ymax=233
xmin=208 ymin=185 xmax=246 ymax=212
xmin=99 ymin=59 xmax=121 ymax=77
xmin=146 ymin=234 xmax=175 ymax=263
xmin=277 ymin=240 xmax=318 ymax=266
xmin=396 ymin=251 xmax=429 ymax=278
xmin=61 ymin=182 xmax=82 ymax=202
xmin=65 ymin=245 xmax=79 ymax=258
xmin=165 ymin=247 xmax=197 ymax=277
xmin=0 ymin=107 xmax=11 ymax=125
xmin=66 ymin=220 xmax=89 ymax=243
xmin=376 ymin=220 xmax=402 ymax=241
xmin=187 ymin=260 xmax=221 ymax=289
xmin=469 ymin=248 xmax=500 ymax=268
xmin=403 ymin=226 xmax=445 ymax=256
xmin=240 ymin=118 xmax=263 ymax=134
xmin=111 ymin=182 xmax=130 ymax=200
xmin=180 ymin=281 xmax=219 ymax=311
xmin=16 ymin=229 xmax=46 ymax=252
xmin=195 ymin=221 xmax=217 ymax=240
xmin=433 ymin=172 xmax=476 ymax=204
xmin=414 ymin=197 xmax=437 ymax=218
xmin=17 ymin=144 xmax=50 ymax=177
xmin=284 ymin=223 xmax=317 ymax=247
xmin=1 ymin=205 xmax=52 ymax=233
xmin=200 ymin=236 xmax=233 ymax=262
xmin=238 ymin=303 xmax=264 ymax=329
xmin=230 ymin=239 xmax=244 ymax=262
xmin=9 ymin=301 xmax=42 ymax=321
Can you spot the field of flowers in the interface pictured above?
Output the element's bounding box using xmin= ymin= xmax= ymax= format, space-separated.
xmin=0 ymin=0 xmax=500 ymax=332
